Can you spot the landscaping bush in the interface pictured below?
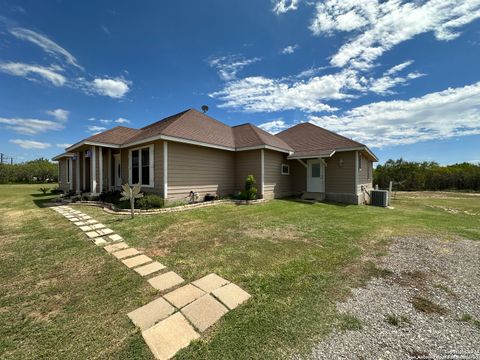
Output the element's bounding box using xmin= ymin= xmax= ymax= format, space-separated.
xmin=39 ymin=187 xmax=49 ymax=195
xmin=136 ymin=194 xmax=164 ymax=210
xmin=238 ymin=175 xmax=258 ymax=200
xmin=99 ymin=190 xmax=122 ymax=203
xmin=50 ymin=187 xmax=64 ymax=195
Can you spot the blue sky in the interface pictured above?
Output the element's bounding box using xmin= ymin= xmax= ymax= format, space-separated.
xmin=1 ymin=0 xmax=479 ymax=165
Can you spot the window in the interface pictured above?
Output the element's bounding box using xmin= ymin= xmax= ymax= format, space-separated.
xmin=312 ymin=163 xmax=321 ymax=178
xmin=129 ymin=145 xmax=154 ymax=187
xmin=281 ymin=164 xmax=290 ymax=175
xmin=66 ymin=159 xmax=71 ymax=183
xmin=358 ymin=152 xmax=362 ymax=170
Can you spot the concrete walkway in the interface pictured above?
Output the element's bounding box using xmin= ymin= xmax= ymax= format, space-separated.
xmin=51 ymin=205 xmax=251 ymax=360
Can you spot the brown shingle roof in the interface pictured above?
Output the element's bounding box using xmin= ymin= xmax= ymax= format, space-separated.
xmin=125 ymin=109 xmax=236 ymax=148
xmin=233 ymin=123 xmax=293 ymax=151
xmin=85 ymin=126 xmax=141 ymax=145
xmin=276 ymin=122 xmax=365 ymax=157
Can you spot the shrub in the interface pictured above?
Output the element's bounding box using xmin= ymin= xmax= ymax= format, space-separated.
xmin=99 ymin=190 xmax=122 ymax=204
xmin=136 ymin=194 xmax=164 ymax=210
xmin=238 ymin=175 xmax=258 ymax=200
xmin=50 ymin=187 xmax=64 ymax=195
xmin=39 ymin=187 xmax=49 ymax=195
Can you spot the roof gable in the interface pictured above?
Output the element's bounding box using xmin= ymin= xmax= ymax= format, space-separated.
xmin=85 ymin=126 xmax=141 ymax=145
xmin=233 ymin=123 xmax=293 ymax=151
xmin=276 ymin=122 xmax=365 ymax=157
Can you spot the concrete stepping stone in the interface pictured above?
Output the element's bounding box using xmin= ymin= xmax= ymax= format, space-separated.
xmin=104 ymin=242 xmax=129 ymax=253
xmin=148 ymin=271 xmax=184 ymax=292
xmin=112 ymin=248 xmax=141 ymax=259
xmin=192 ymin=273 xmax=230 ymax=293
xmin=142 ymin=312 xmax=199 ymax=360
xmin=73 ymin=221 xmax=86 ymax=226
xmin=85 ymin=231 xmax=100 ymax=239
xmin=128 ymin=296 xmax=175 ymax=331
xmin=163 ymin=284 xmax=205 ymax=309
xmin=91 ymin=223 xmax=106 ymax=230
xmin=94 ymin=237 xmax=108 ymax=246
xmin=108 ymin=234 xmax=123 ymax=242
xmin=85 ymin=219 xmax=98 ymax=224
xmin=134 ymin=262 xmax=166 ymax=277
xmin=180 ymin=294 xmax=228 ymax=332
xmin=68 ymin=217 xmax=80 ymax=222
xmin=212 ymin=283 xmax=251 ymax=310
xmin=80 ymin=215 xmax=91 ymax=220
xmin=80 ymin=225 xmax=94 ymax=232
xmin=122 ymin=254 xmax=153 ymax=268
xmin=97 ymin=228 xmax=114 ymax=236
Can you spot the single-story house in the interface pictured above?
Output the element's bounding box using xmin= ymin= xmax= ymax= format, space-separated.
xmin=53 ymin=108 xmax=378 ymax=204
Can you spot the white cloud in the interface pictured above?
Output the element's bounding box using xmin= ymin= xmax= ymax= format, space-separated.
xmin=88 ymin=117 xmax=96 ymax=121
xmin=9 ymin=27 xmax=83 ymax=70
xmin=115 ymin=117 xmax=130 ymax=124
xmin=87 ymin=125 xmax=107 ymax=134
xmin=258 ymin=119 xmax=290 ymax=134
xmin=0 ymin=117 xmax=64 ymax=135
xmin=0 ymin=62 xmax=66 ymax=86
xmin=99 ymin=119 xmax=112 ymax=124
xmin=273 ymin=0 xmax=299 ymax=14
xmin=310 ymin=0 xmax=480 ymax=69
xmin=208 ymin=55 xmax=261 ymax=81
xmin=282 ymin=44 xmax=299 ymax=54
xmin=101 ymin=25 xmax=110 ymax=35
xmin=46 ymin=108 xmax=69 ymax=122
xmin=210 ymin=69 xmax=367 ymax=113
xmin=56 ymin=143 xmax=72 ymax=148
xmin=91 ymin=77 xmax=131 ymax=98
xmin=308 ymin=82 xmax=480 ymax=147
xmin=10 ymin=139 xmax=51 ymax=149
xmin=368 ymin=61 xmax=425 ymax=95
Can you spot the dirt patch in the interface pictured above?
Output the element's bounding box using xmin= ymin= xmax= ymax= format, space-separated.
xmin=411 ymin=295 xmax=447 ymax=315
xmin=242 ymin=224 xmax=304 ymax=242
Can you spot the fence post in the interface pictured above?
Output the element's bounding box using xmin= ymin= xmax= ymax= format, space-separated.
xmin=388 ymin=181 xmax=393 ymax=206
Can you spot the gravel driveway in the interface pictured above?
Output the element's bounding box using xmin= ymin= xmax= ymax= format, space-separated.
xmin=299 ymin=235 xmax=480 ymax=360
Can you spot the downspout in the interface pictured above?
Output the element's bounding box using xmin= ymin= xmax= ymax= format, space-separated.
xmin=76 ymin=152 xmax=80 ymax=194
xmin=99 ymin=147 xmax=103 ymax=193
xmin=91 ymin=146 xmax=97 ymax=194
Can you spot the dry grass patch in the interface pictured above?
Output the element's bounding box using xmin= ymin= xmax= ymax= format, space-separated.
xmin=411 ymin=295 xmax=447 ymax=315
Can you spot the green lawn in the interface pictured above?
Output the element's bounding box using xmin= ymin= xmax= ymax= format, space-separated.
xmin=0 ymin=185 xmax=479 ymax=359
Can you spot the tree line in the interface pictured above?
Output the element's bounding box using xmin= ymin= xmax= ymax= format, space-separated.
xmin=374 ymin=159 xmax=480 ymax=191
xmin=0 ymin=158 xmax=58 ymax=183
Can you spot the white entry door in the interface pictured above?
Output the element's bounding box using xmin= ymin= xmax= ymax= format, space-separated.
xmin=113 ymin=154 xmax=122 ymax=188
xmin=307 ymin=160 xmax=325 ymax=193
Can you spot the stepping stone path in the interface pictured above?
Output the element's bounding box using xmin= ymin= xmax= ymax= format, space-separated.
xmin=50 ymin=204 xmax=251 ymax=360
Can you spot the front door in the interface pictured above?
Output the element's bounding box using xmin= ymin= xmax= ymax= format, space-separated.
xmin=307 ymin=160 xmax=325 ymax=193
xmin=114 ymin=154 xmax=122 ymax=188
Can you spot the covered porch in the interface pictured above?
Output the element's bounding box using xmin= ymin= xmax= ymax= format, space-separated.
xmin=54 ymin=144 xmax=123 ymax=195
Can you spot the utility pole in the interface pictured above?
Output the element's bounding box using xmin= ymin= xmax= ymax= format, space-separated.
xmin=0 ymin=153 xmax=3 ymax=164
xmin=10 ymin=157 xmax=13 ymax=165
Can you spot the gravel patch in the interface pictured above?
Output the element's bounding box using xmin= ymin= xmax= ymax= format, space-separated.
xmin=297 ymin=236 xmax=480 ymax=360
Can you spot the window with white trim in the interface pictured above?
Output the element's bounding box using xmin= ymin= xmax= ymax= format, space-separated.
xmin=129 ymin=145 xmax=154 ymax=187
xmin=281 ymin=163 xmax=290 ymax=175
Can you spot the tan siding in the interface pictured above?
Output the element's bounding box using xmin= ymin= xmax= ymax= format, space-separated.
xmin=234 ymin=150 xmax=261 ymax=195
xmin=325 ymin=151 xmax=356 ymax=194
xmin=263 ymin=150 xmax=292 ymax=199
xmin=357 ymin=153 xmax=373 ymax=192
xmin=291 ymin=160 xmax=306 ymax=195
xmin=168 ymin=142 xmax=235 ymax=200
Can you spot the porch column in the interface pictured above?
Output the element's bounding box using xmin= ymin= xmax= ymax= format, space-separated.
xmin=82 ymin=152 xmax=86 ymax=191
xmin=107 ymin=148 xmax=112 ymax=190
xmin=91 ymin=146 xmax=97 ymax=194
xmin=260 ymin=149 xmax=265 ymax=198
xmin=99 ymin=147 xmax=103 ymax=193
xmin=163 ymin=141 xmax=168 ymax=199
xmin=75 ymin=152 xmax=80 ymax=194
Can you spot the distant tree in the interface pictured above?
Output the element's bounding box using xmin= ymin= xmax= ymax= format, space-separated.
xmin=374 ymin=158 xmax=480 ymax=191
xmin=201 ymin=105 xmax=209 ymax=113
xmin=0 ymin=158 xmax=58 ymax=184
